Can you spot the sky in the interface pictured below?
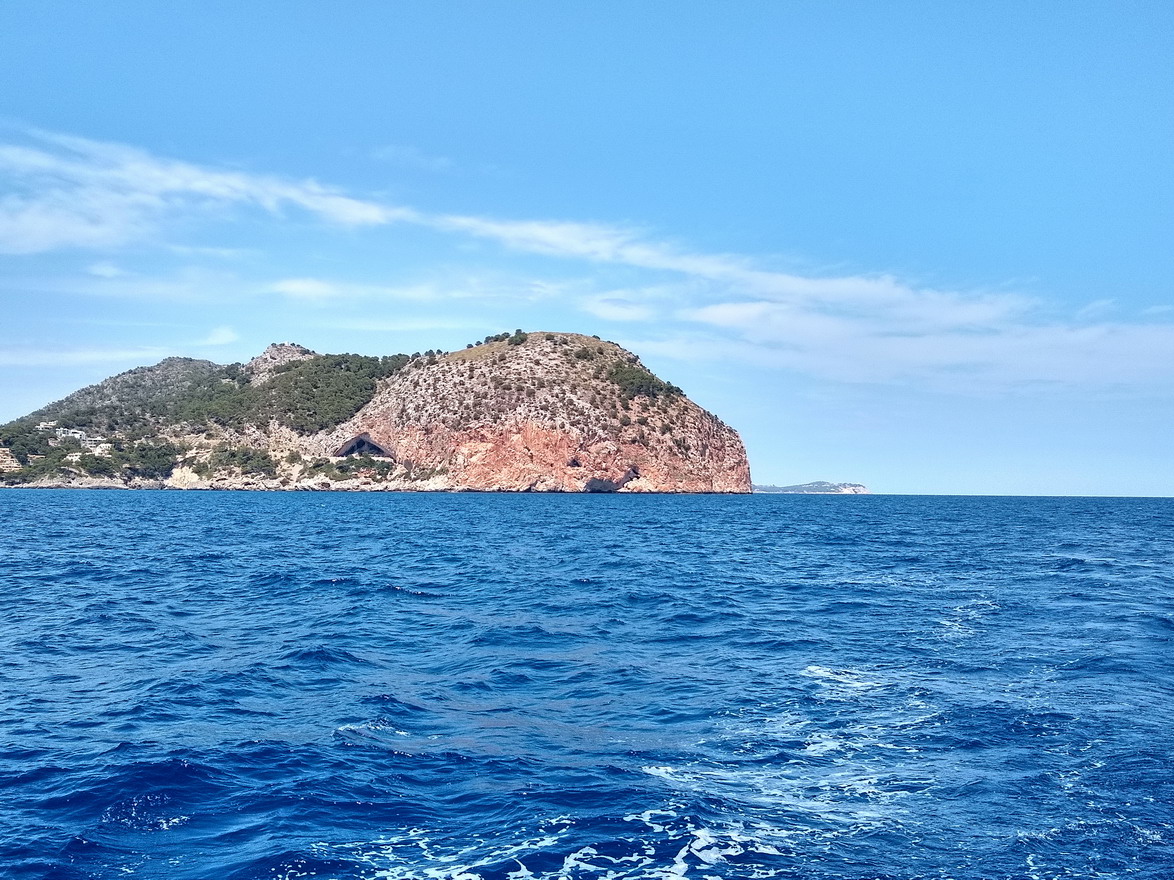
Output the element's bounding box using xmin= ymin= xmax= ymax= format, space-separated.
xmin=0 ymin=2 xmax=1171 ymax=495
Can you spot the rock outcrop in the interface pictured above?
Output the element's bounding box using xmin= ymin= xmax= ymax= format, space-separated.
xmin=0 ymin=447 xmax=21 ymax=473
xmin=2 ymin=332 xmax=752 ymax=493
xmin=244 ymin=342 xmax=316 ymax=384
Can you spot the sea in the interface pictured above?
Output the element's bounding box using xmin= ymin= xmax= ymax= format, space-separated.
xmin=1 ymin=490 xmax=1172 ymax=880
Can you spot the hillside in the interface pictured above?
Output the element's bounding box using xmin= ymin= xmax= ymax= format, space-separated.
xmin=0 ymin=332 xmax=751 ymax=493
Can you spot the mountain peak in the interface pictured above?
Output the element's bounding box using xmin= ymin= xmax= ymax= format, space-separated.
xmin=245 ymin=342 xmax=316 ymax=383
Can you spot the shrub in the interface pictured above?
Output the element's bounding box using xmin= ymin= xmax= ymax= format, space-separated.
xmin=123 ymin=442 xmax=180 ymax=479
xmin=77 ymin=454 xmax=117 ymax=477
xmin=607 ymin=362 xmax=682 ymax=400
xmin=207 ymin=447 xmax=277 ymax=477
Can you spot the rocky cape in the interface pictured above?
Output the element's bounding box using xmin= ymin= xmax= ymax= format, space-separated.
xmin=1 ymin=332 xmax=751 ymax=493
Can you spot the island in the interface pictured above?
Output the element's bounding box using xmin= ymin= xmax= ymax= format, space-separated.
xmin=0 ymin=332 xmax=752 ymax=493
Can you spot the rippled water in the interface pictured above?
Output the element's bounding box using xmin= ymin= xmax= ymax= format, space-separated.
xmin=1 ymin=490 xmax=1172 ymax=879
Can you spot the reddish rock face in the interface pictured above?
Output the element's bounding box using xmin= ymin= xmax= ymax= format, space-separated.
xmin=317 ymin=333 xmax=752 ymax=493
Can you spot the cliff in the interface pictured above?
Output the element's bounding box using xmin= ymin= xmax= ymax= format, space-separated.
xmin=1 ymin=332 xmax=751 ymax=493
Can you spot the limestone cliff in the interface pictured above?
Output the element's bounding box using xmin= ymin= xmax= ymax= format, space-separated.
xmin=1 ymin=332 xmax=751 ymax=493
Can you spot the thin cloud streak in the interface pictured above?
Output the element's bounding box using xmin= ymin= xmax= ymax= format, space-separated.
xmin=268 ymin=278 xmax=440 ymax=302
xmin=0 ymin=129 xmax=411 ymax=254
xmin=199 ymin=325 xmax=239 ymax=346
xmin=639 ymin=308 xmax=1174 ymax=389
xmin=0 ymin=345 xmax=172 ymax=367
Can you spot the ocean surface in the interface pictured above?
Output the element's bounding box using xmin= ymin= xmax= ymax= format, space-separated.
xmin=1 ymin=491 xmax=1172 ymax=880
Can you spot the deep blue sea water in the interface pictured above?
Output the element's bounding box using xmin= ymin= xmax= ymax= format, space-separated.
xmin=1 ymin=491 xmax=1173 ymax=880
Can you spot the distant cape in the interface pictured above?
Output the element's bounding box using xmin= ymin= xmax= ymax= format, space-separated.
xmin=753 ymin=481 xmax=870 ymax=495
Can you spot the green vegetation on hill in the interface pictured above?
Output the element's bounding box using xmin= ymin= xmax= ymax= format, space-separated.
xmin=0 ymin=433 xmax=181 ymax=485
xmin=465 ymin=329 xmax=530 ymax=348
xmin=190 ymin=446 xmax=277 ymax=478
xmin=0 ymin=351 xmax=411 ymax=483
xmin=607 ymin=361 xmax=682 ymax=400
xmin=10 ymin=353 xmax=410 ymax=439
xmin=177 ymin=353 xmax=409 ymax=433
xmin=264 ymin=353 xmax=410 ymax=432
xmin=23 ymin=357 xmax=224 ymax=437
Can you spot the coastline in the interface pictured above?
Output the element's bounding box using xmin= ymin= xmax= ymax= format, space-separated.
xmin=0 ymin=476 xmax=752 ymax=493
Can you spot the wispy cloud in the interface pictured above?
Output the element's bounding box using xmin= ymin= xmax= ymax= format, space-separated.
xmin=266 ymin=274 xmax=563 ymax=304
xmin=671 ymin=301 xmax=1174 ymax=388
xmin=87 ymin=261 xmax=126 ymax=278
xmin=581 ymin=290 xmax=663 ymax=322
xmin=268 ymin=277 xmax=451 ymax=302
xmin=324 ymin=317 xmax=483 ymax=333
xmin=0 ymin=345 xmax=171 ymax=367
xmin=199 ymin=325 xmax=238 ymax=346
xmin=0 ymin=129 xmax=410 ymax=254
xmin=3 ymin=128 xmax=1171 ymax=392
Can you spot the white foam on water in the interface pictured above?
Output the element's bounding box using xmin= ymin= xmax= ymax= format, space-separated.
xmin=641 ymin=764 xmax=893 ymax=827
xmin=636 ymin=691 xmax=952 ymax=850
xmin=317 ymin=810 xmax=801 ymax=880
xmin=801 ymin=732 xmax=842 ymax=756
xmin=800 ymin=665 xmax=884 ymax=691
xmin=337 ymin=721 xmax=412 ymax=737
xmin=935 ymin=598 xmax=1001 ymax=641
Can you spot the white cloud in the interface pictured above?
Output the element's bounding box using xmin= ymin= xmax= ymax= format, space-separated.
xmin=673 ymin=299 xmax=1174 ymax=389
xmin=0 ymin=129 xmax=411 ymax=254
xmin=325 ymin=317 xmax=483 ymax=333
xmin=62 ymin=267 xmax=252 ymax=303
xmin=1075 ymin=299 xmax=1117 ymax=321
xmin=267 ymin=277 xmax=440 ymax=302
xmin=579 ymin=287 xmax=679 ymax=322
xmin=267 ymin=274 xmax=567 ymax=304
xmin=268 ymin=278 xmax=343 ymax=300
xmin=581 ymin=295 xmax=656 ymax=322
xmin=199 ymin=325 xmax=239 ymax=346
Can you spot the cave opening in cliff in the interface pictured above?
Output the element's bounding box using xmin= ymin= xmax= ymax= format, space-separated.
xmin=335 ymin=434 xmax=391 ymax=458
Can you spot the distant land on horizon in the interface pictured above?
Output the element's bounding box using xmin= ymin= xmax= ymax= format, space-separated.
xmin=0 ymin=331 xmax=752 ymax=494
xmin=753 ymin=481 xmax=870 ymax=495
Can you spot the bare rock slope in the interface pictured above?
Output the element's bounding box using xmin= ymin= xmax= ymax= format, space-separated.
xmin=312 ymin=334 xmax=747 ymax=492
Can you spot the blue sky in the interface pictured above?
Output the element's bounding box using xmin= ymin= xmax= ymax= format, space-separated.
xmin=1 ymin=2 xmax=1171 ymax=494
